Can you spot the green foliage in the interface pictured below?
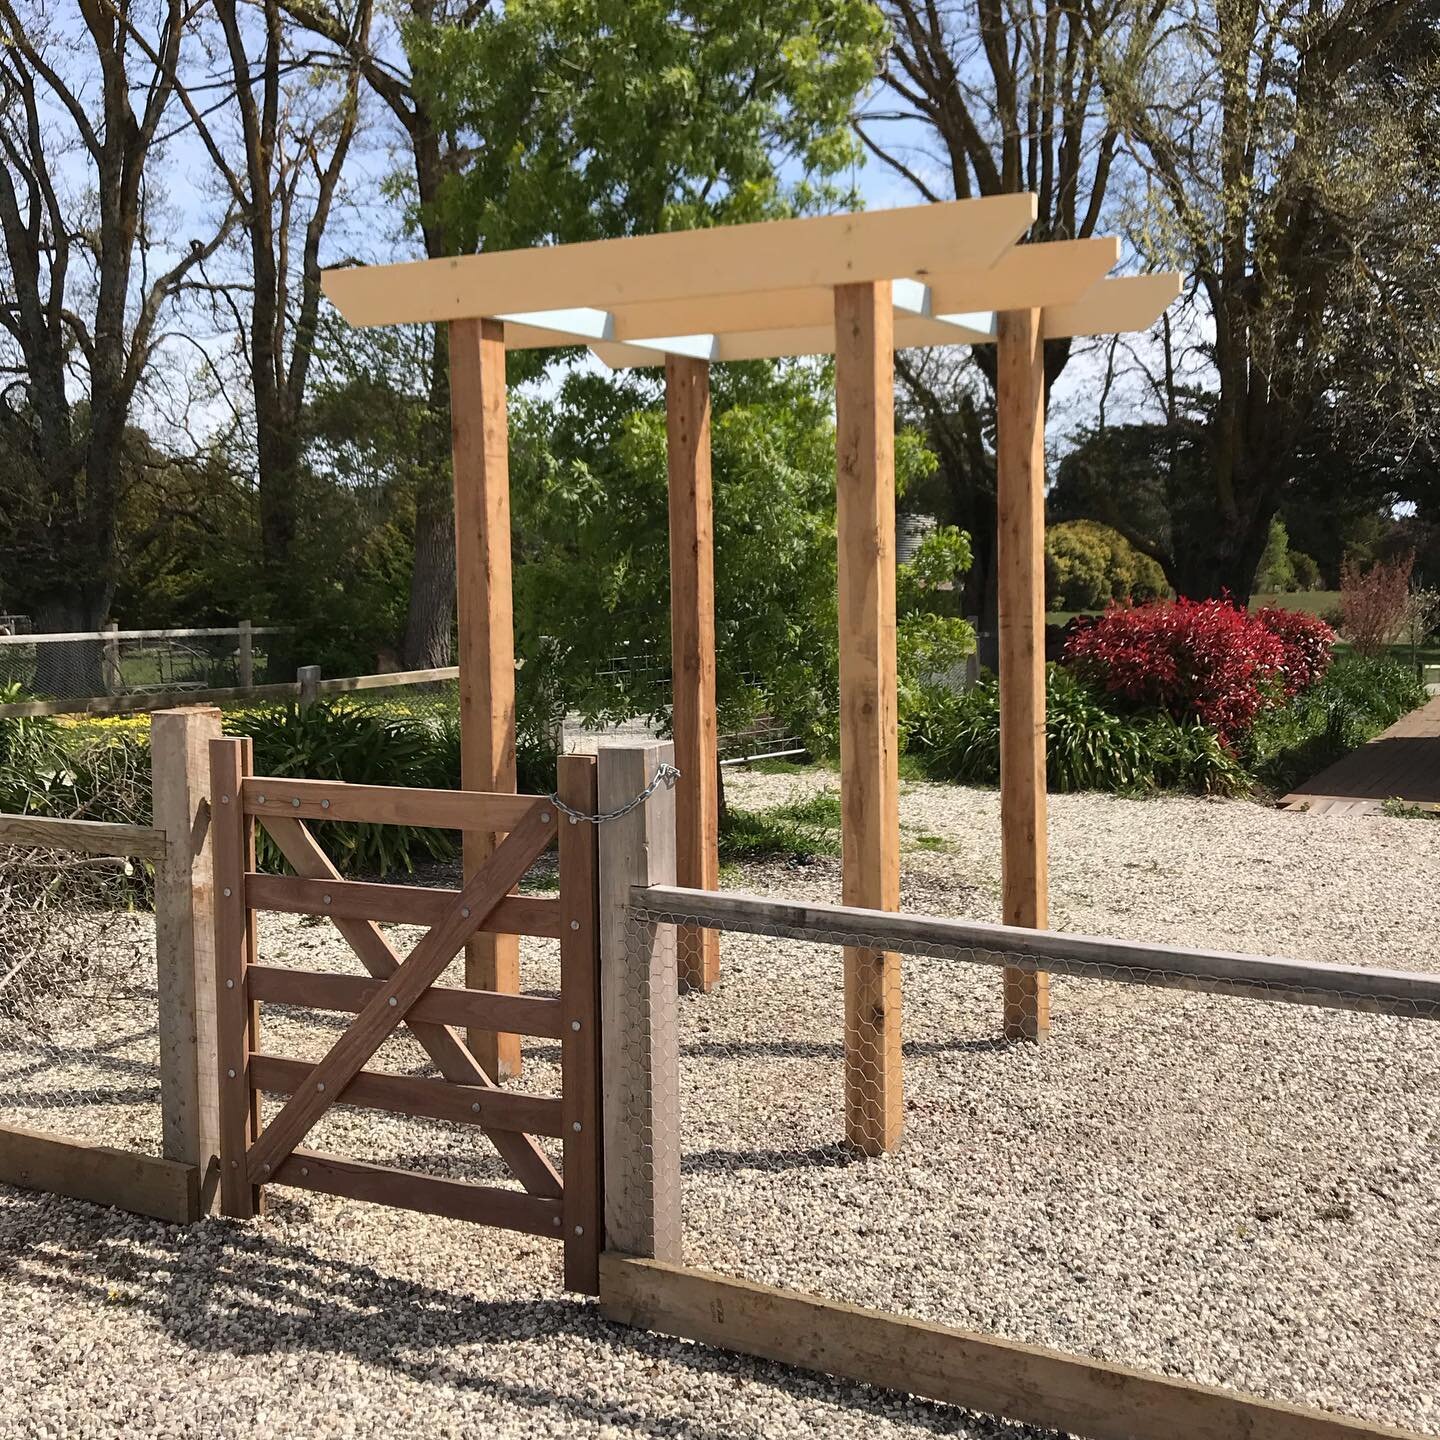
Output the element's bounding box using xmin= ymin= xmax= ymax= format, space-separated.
xmin=896 ymin=525 xmax=976 ymax=738
xmin=510 ymin=361 xmax=952 ymax=759
xmin=910 ymin=668 xmax=1249 ymax=796
xmin=1044 ymin=520 xmax=1167 ymax=611
xmin=1253 ymin=516 xmax=1323 ymax=594
xmin=415 ymin=0 xmax=887 ymax=247
xmin=1244 ymin=656 xmax=1427 ymax=795
xmin=719 ymin=787 xmax=842 ymax=866
xmin=227 ymin=703 xmax=462 ymax=875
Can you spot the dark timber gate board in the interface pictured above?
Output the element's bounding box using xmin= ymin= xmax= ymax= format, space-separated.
xmin=209 ymin=738 xmax=602 ymax=1293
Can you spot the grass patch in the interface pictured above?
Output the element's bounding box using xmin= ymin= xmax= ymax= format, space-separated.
xmin=1380 ymin=797 xmax=1440 ymax=820
xmin=909 ymin=832 xmax=954 ymax=853
xmin=719 ymin=788 xmax=842 ymax=867
xmin=740 ymin=755 xmax=821 ymax=775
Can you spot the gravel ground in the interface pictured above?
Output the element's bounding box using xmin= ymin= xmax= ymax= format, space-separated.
xmin=2 ymin=771 xmax=1438 ymax=1437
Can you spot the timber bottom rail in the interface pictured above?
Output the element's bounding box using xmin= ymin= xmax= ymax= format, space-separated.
xmin=209 ymin=742 xmax=603 ymax=1294
xmin=599 ymin=1256 xmax=1424 ymax=1440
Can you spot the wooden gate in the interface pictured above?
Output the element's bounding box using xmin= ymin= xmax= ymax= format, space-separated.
xmin=208 ymin=737 xmax=602 ymax=1294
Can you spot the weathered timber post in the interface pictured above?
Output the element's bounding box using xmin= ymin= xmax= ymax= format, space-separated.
xmin=103 ymin=622 xmax=121 ymax=696
xmin=665 ymin=355 xmax=721 ymax=994
xmin=297 ymin=664 xmax=321 ymax=710
xmin=237 ymin=619 xmax=254 ymax=689
xmin=833 ymin=281 xmax=903 ymax=1155
xmin=598 ymin=742 xmax=681 ymax=1262
xmin=451 ymin=315 xmax=522 ymax=1080
xmin=151 ymin=707 xmax=224 ymax=1213
xmin=995 ymin=309 xmax=1050 ymax=1041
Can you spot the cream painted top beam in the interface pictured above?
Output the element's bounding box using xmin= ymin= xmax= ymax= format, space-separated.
xmin=321 ymin=196 xmax=1037 ymax=328
xmin=591 ymin=272 xmax=1183 ymax=368
xmin=501 ymin=237 xmax=1120 ymax=352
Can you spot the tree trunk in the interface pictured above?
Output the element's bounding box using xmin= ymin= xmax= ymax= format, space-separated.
xmin=402 ymin=485 xmax=458 ymax=667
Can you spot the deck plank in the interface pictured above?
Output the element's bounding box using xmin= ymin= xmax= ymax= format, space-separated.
xmin=1279 ymin=696 xmax=1440 ymax=814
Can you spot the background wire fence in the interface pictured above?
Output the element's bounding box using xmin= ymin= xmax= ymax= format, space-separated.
xmin=623 ymin=899 xmax=1440 ymax=1434
xmin=0 ymin=629 xmax=284 ymax=702
xmin=0 ymin=846 xmax=162 ymax=1156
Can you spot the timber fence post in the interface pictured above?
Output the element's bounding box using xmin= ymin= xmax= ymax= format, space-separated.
xmin=151 ymin=705 xmax=224 ymax=1215
xmin=237 ymin=619 xmax=254 ymax=689
xmin=597 ymin=741 xmax=682 ymax=1262
xmin=297 ymin=664 xmax=320 ymax=710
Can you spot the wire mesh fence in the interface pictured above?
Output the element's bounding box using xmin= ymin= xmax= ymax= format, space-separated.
xmin=0 ymin=845 xmax=162 ymax=1156
xmin=0 ymin=627 xmax=283 ymax=702
xmin=620 ymin=896 xmax=1440 ymax=1434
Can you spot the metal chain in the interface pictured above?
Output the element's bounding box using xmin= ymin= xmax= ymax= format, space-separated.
xmin=550 ymin=762 xmax=682 ymax=825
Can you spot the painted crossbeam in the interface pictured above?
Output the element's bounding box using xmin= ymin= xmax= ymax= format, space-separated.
xmin=274 ymin=1150 xmax=564 ymax=1236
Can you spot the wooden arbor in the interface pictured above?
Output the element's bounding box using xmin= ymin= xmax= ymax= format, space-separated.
xmin=322 ymin=199 xmax=1180 ymax=1151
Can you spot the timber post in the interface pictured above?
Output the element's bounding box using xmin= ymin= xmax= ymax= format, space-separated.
xmin=151 ymin=706 xmax=224 ymax=1212
xmin=833 ymin=280 xmax=903 ymax=1155
xmin=450 ymin=315 xmax=523 ymax=1080
xmin=597 ymin=742 xmax=682 ymax=1261
xmin=665 ymin=354 xmax=721 ymax=993
xmin=995 ymin=308 xmax=1051 ymax=1041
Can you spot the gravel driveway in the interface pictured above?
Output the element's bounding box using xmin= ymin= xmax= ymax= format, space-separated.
xmin=2 ymin=770 xmax=1437 ymax=1438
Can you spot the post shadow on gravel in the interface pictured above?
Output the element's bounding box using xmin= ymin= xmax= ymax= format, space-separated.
xmin=0 ymin=1189 xmax=1024 ymax=1439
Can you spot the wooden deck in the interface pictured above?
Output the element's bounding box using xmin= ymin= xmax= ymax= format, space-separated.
xmin=1280 ymin=694 xmax=1440 ymax=815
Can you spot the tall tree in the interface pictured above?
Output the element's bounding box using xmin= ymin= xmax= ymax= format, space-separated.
xmin=859 ymin=0 xmax=1160 ymax=618
xmin=0 ymin=2 xmax=232 ymax=682
xmin=1100 ymin=0 xmax=1440 ymax=599
xmin=175 ymin=0 xmax=364 ymax=626
xmin=281 ymin=0 xmax=886 ymax=666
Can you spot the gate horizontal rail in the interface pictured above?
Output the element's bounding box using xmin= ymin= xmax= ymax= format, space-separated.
xmin=246 ymin=873 xmax=563 ymax=937
xmin=635 ymin=884 xmax=1440 ymax=1021
xmin=246 ymin=966 xmax=566 ymax=1038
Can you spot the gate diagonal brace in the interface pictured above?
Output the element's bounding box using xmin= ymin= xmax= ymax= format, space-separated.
xmin=244 ymin=802 xmax=559 ymax=1184
xmin=259 ymin=814 xmax=561 ymax=1197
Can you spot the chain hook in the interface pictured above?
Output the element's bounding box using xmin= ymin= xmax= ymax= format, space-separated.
xmin=550 ymin=762 xmax=681 ymax=825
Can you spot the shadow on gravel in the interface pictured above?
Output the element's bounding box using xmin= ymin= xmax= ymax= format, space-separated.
xmin=0 ymin=1187 xmax=1024 ymax=1438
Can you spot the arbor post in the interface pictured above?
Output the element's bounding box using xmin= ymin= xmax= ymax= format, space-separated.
xmin=833 ymin=281 xmax=903 ymax=1155
xmin=665 ymin=355 xmax=720 ymax=993
xmin=450 ymin=315 xmax=522 ymax=1079
xmin=995 ymin=308 xmax=1051 ymax=1041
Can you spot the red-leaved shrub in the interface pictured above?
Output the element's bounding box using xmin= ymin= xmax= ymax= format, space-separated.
xmin=1254 ymin=607 xmax=1336 ymax=695
xmin=1062 ymin=597 xmax=1287 ymax=742
xmin=1339 ymin=552 xmax=1414 ymax=657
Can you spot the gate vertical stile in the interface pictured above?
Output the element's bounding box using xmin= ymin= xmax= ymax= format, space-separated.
xmin=558 ymin=753 xmax=604 ymax=1294
xmin=210 ymin=736 xmax=262 ymax=1219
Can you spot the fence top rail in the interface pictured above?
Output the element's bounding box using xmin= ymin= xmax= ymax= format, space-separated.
xmin=0 ymin=812 xmax=167 ymax=860
xmin=0 ymin=666 xmax=460 ymax=719
xmin=0 ymin=625 xmax=286 ymax=645
xmin=315 ymin=666 xmax=458 ymax=693
xmin=241 ymin=776 xmax=544 ymax=831
xmin=0 ymin=679 xmax=301 ymax=718
xmin=634 ymin=884 xmax=1440 ymax=1019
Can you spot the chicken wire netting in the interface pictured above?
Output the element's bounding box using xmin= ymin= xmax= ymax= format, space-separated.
xmin=0 ymin=846 xmax=162 ymax=1155
xmin=0 ymin=631 xmax=281 ymax=702
xmin=619 ymin=899 xmax=1440 ymax=1434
